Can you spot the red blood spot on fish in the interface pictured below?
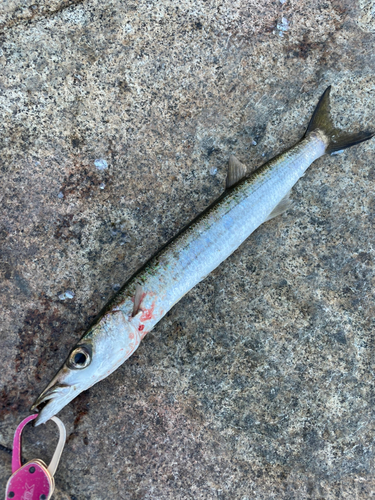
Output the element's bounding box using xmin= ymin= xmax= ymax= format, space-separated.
xmin=138 ymin=325 xmax=144 ymax=332
xmin=140 ymin=301 xmax=155 ymax=322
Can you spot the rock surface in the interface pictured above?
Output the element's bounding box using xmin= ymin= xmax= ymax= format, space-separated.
xmin=1 ymin=0 xmax=375 ymax=498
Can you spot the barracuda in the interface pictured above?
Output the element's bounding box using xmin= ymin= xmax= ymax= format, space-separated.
xmin=32 ymin=87 xmax=374 ymax=425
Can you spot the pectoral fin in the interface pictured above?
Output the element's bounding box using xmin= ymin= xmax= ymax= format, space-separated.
xmin=226 ymin=155 xmax=247 ymax=188
xmin=265 ymin=192 xmax=292 ymax=221
xmin=132 ymin=284 xmax=144 ymax=317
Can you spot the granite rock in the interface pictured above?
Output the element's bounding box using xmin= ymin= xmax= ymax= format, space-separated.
xmin=1 ymin=0 xmax=375 ymax=498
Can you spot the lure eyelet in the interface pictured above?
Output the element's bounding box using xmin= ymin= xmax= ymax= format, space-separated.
xmin=68 ymin=345 xmax=91 ymax=369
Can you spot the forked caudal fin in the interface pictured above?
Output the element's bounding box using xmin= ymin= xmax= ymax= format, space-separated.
xmin=306 ymin=86 xmax=374 ymax=154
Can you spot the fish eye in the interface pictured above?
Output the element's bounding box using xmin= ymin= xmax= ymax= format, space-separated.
xmin=68 ymin=345 xmax=91 ymax=369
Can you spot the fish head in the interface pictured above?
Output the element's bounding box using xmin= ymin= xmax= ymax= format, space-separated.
xmin=32 ymin=311 xmax=141 ymax=425
xmin=31 ymin=340 xmax=95 ymax=426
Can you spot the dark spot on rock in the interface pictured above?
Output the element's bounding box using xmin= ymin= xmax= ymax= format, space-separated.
xmin=242 ymin=414 xmax=255 ymax=430
xmin=0 ymin=443 xmax=12 ymax=455
xmin=0 ymin=260 xmax=12 ymax=279
xmin=357 ymin=252 xmax=371 ymax=265
xmin=368 ymin=166 xmax=375 ymax=181
xmin=333 ymin=331 xmax=347 ymax=345
xmin=200 ymin=137 xmax=219 ymax=158
xmin=263 ymin=423 xmax=279 ymax=438
xmin=83 ymin=436 xmax=89 ymax=445
xmin=246 ymin=262 xmax=256 ymax=273
xmin=194 ymin=21 xmax=203 ymax=30
xmin=303 ymin=429 xmax=323 ymax=450
xmin=291 ymin=396 xmax=299 ymax=408
xmin=118 ymin=80 xmax=130 ymax=92
xmin=54 ymin=214 xmax=74 ymax=239
xmin=206 ymin=146 xmax=217 ymax=157
xmin=241 ymin=123 xmax=267 ymax=145
xmin=13 ymin=272 xmax=31 ymax=296
xmin=182 ymin=398 xmax=203 ymax=423
xmin=295 ymin=34 xmax=320 ymax=60
xmin=0 ymin=227 xmax=8 ymax=241
xmin=59 ymin=165 xmax=110 ymax=201
xmin=71 ymin=137 xmax=81 ymax=148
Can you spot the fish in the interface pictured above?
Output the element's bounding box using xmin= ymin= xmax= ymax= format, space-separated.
xmin=32 ymin=86 xmax=374 ymax=425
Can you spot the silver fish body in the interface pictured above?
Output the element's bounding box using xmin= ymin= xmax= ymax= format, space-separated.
xmin=111 ymin=132 xmax=326 ymax=335
xmin=32 ymin=87 xmax=373 ymax=425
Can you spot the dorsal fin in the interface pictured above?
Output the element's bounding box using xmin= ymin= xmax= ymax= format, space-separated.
xmin=226 ymin=155 xmax=247 ymax=188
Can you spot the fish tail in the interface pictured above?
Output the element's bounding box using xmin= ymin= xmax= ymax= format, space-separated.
xmin=306 ymin=86 xmax=374 ymax=154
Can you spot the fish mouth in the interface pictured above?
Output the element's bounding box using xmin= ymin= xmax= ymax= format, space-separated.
xmin=31 ymin=383 xmax=76 ymax=426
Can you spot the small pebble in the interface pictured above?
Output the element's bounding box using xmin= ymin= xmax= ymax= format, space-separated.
xmin=209 ymin=167 xmax=218 ymax=176
xmin=94 ymin=159 xmax=108 ymax=171
xmin=277 ymin=17 xmax=289 ymax=37
xmin=112 ymin=283 xmax=121 ymax=291
xmin=100 ymin=183 xmax=106 ymax=189
xmin=123 ymin=23 xmax=133 ymax=33
xmin=59 ymin=290 xmax=75 ymax=300
xmin=57 ymin=192 xmax=64 ymax=199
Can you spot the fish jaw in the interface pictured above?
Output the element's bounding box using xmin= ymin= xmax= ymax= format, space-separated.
xmin=32 ymin=311 xmax=142 ymax=425
xmin=31 ymin=373 xmax=84 ymax=426
xmin=31 ymin=362 xmax=99 ymax=426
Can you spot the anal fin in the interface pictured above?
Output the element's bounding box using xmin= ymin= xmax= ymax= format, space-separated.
xmin=265 ymin=192 xmax=293 ymax=221
xmin=226 ymin=155 xmax=247 ymax=188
